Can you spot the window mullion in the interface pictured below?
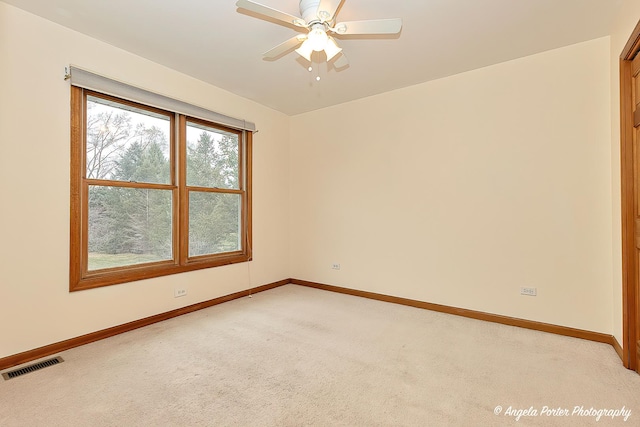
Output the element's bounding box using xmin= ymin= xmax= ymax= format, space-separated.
xmin=245 ymin=132 xmax=252 ymax=258
xmin=184 ymin=186 xmax=244 ymax=195
xmin=171 ymin=112 xmax=179 ymax=266
xmin=178 ymin=115 xmax=188 ymax=266
xmin=85 ymin=179 xmax=174 ymax=191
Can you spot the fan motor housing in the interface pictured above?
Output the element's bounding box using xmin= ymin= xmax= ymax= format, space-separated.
xmin=300 ymin=0 xmax=321 ymax=24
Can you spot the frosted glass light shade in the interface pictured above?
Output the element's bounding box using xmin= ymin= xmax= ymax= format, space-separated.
xmin=307 ymin=26 xmax=329 ymax=51
xmin=295 ymin=40 xmax=314 ymax=61
xmin=295 ymin=26 xmax=342 ymax=63
xmin=325 ymin=37 xmax=342 ymax=61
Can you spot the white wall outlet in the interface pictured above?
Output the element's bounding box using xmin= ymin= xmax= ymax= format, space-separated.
xmin=331 ymin=263 xmax=341 ymax=270
xmin=174 ymin=288 xmax=187 ymax=298
xmin=520 ymin=287 xmax=537 ymax=296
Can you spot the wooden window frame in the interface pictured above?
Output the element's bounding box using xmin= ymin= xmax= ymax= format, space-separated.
xmin=70 ymin=87 xmax=252 ymax=291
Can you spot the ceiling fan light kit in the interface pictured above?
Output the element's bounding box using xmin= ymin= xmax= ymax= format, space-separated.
xmin=307 ymin=24 xmax=329 ymax=51
xmin=236 ymin=0 xmax=402 ymax=67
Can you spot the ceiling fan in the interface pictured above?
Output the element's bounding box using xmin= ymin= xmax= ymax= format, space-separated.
xmin=236 ymin=0 xmax=402 ymax=68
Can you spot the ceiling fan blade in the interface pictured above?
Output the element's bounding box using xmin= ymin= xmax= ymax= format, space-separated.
xmin=332 ymin=52 xmax=349 ymax=68
xmin=333 ymin=18 xmax=402 ymax=35
xmin=263 ymin=35 xmax=306 ymax=59
xmin=236 ymin=0 xmax=306 ymax=28
xmin=316 ymin=0 xmax=343 ymax=21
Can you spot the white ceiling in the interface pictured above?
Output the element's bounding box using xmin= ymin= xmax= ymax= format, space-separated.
xmin=3 ymin=0 xmax=621 ymax=115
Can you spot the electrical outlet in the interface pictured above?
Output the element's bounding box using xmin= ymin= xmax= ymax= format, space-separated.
xmin=331 ymin=263 xmax=341 ymax=270
xmin=520 ymin=287 xmax=537 ymax=296
xmin=174 ymin=288 xmax=187 ymax=298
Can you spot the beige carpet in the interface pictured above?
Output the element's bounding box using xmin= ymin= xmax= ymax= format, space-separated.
xmin=1 ymin=284 xmax=639 ymax=426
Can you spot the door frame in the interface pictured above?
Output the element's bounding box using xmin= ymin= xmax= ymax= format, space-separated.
xmin=620 ymin=18 xmax=640 ymax=372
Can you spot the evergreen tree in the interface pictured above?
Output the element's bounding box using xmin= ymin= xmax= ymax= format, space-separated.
xmin=88 ymin=121 xmax=172 ymax=259
xmin=87 ymin=110 xmax=242 ymax=265
xmin=187 ymin=131 xmax=240 ymax=256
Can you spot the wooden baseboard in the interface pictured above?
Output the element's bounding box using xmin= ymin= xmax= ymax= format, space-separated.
xmin=1 ymin=277 xmax=625 ymax=372
xmin=291 ymin=279 xmax=616 ymax=346
xmin=0 ymin=279 xmax=289 ymax=371
xmin=613 ymin=336 xmax=624 ymax=360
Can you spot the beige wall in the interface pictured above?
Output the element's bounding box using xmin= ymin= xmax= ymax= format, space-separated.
xmin=2 ymin=0 xmax=635 ymax=360
xmin=0 ymin=3 xmax=290 ymax=359
xmin=609 ymin=1 xmax=640 ymax=347
xmin=291 ymin=37 xmax=614 ymax=334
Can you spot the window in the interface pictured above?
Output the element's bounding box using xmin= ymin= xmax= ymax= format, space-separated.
xmin=70 ymin=87 xmax=252 ymax=291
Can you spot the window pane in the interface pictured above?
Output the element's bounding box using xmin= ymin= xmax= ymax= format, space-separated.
xmin=186 ymin=122 xmax=239 ymax=189
xmin=86 ymin=96 xmax=171 ymax=184
xmin=189 ymin=192 xmax=241 ymax=257
xmin=88 ymin=186 xmax=173 ymax=270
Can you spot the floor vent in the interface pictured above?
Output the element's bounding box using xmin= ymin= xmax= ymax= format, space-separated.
xmin=2 ymin=356 xmax=64 ymax=380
